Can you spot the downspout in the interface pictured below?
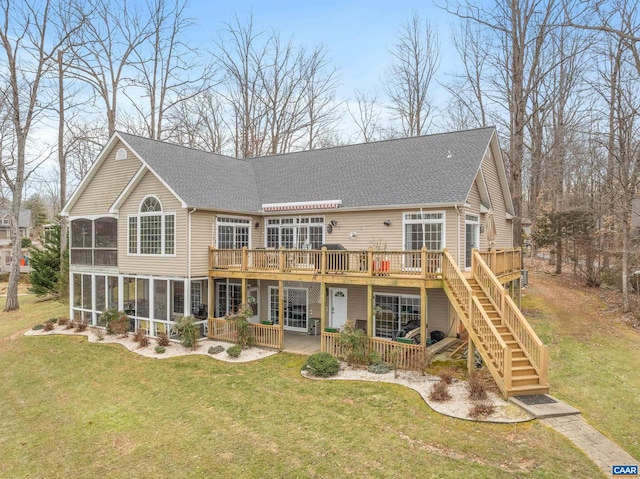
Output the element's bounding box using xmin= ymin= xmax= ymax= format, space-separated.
xmin=188 ymin=208 xmax=196 ymax=315
xmin=455 ymin=205 xmax=461 ymax=269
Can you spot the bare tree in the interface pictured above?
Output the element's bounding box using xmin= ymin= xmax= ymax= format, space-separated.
xmin=215 ymin=14 xmax=339 ymax=157
xmin=444 ymin=0 xmax=560 ymax=247
xmin=126 ymin=0 xmax=211 ymax=140
xmin=0 ymin=0 xmax=80 ymax=310
xmin=385 ymin=12 xmax=440 ymax=137
xmin=347 ymin=89 xmax=384 ymax=143
xmin=65 ymin=0 xmax=154 ymax=136
xmin=443 ymin=21 xmax=491 ymax=128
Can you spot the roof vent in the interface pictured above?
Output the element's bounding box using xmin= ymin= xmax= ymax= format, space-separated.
xmin=115 ymin=148 xmax=128 ymax=161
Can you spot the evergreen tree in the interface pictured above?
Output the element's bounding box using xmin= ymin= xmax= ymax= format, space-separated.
xmin=28 ymin=224 xmax=65 ymax=297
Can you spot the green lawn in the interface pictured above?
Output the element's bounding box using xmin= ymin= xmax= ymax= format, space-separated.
xmin=522 ymin=272 xmax=640 ymax=461
xmin=0 ymin=294 xmax=602 ymax=478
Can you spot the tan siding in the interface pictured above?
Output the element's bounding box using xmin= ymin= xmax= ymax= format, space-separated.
xmin=118 ymin=171 xmax=187 ymax=276
xmin=427 ymin=288 xmax=453 ymax=337
xmin=190 ymin=211 xmax=216 ymax=276
xmin=482 ymin=149 xmax=513 ymax=248
xmin=70 ymin=140 xmax=142 ymax=217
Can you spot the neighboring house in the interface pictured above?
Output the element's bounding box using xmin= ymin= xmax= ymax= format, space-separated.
xmin=0 ymin=209 xmax=31 ymax=245
xmin=0 ymin=246 xmax=31 ymax=274
xmin=61 ymin=127 xmax=548 ymax=398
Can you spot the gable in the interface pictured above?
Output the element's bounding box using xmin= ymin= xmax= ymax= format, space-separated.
xmin=66 ymin=139 xmax=142 ymax=217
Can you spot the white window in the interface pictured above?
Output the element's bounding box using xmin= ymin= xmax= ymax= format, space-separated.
xmin=216 ymin=217 xmax=251 ymax=249
xmin=403 ymin=211 xmax=445 ymax=251
xmin=216 ymin=281 xmax=242 ymax=316
xmin=128 ymin=196 xmax=175 ymax=255
xmin=266 ymin=217 xmax=324 ymax=249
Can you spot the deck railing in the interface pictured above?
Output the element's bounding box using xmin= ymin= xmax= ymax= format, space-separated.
xmin=210 ymin=247 xmax=442 ymax=278
xmin=477 ymin=248 xmax=522 ymax=277
xmin=207 ymin=318 xmax=281 ymax=349
xmin=322 ymin=332 xmax=426 ymax=371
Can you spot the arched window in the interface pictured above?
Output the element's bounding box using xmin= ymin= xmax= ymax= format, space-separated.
xmin=128 ymin=196 xmax=175 ymax=255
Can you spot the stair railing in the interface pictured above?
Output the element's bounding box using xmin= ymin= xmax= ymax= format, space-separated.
xmin=472 ymin=250 xmax=548 ymax=387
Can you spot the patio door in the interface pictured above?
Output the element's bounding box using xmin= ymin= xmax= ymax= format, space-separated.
xmin=329 ymin=287 xmax=348 ymax=329
xmin=465 ymin=214 xmax=479 ymax=269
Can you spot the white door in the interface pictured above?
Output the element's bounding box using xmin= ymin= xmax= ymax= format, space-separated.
xmin=329 ymin=288 xmax=348 ymax=329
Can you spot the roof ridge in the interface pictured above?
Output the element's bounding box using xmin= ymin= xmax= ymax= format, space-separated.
xmin=115 ymin=130 xmax=245 ymax=162
xmin=247 ymin=126 xmax=496 ymax=161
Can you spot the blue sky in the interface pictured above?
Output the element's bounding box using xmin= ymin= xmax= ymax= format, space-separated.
xmin=187 ymin=0 xmax=455 ymax=98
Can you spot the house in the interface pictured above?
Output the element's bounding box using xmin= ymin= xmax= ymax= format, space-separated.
xmin=0 ymin=209 xmax=32 ymax=245
xmin=61 ymin=127 xmax=548 ymax=398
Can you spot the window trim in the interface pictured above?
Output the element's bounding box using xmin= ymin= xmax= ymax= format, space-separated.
xmin=402 ymin=210 xmax=446 ymax=251
xmin=373 ymin=292 xmax=421 ymax=340
xmin=264 ymin=215 xmax=325 ymax=249
xmin=215 ymin=216 xmax=252 ymax=249
xmin=127 ymin=195 xmax=176 ymax=257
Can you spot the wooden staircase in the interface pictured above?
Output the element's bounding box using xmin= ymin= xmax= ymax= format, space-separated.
xmin=468 ymin=278 xmax=548 ymax=396
xmin=442 ymin=249 xmax=549 ymax=398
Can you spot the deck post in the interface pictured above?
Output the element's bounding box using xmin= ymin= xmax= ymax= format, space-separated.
xmin=420 ymin=287 xmax=427 ymax=348
xmin=241 ymin=277 xmax=247 ymax=306
xmin=367 ymin=284 xmax=373 ymax=337
xmin=421 ymin=246 xmax=428 ymax=279
xmin=467 ymin=337 xmax=476 ymax=375
xmin=321 ymin=247 xmax=327 ymax=275
xmin=278 ymin=247 xmax=285 ymax=272
xmin=241 ymin=246 xmax=248 ymax=270
xmin=278 ymin=279 xmax=284 ymax=350
xmin=320 ymin=280 xmax=327 ymax=352
xmin=367 ymin=247 xmax=374 ymax=276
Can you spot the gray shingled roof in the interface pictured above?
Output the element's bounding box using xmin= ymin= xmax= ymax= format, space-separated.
xmin=118 ymin=132 xmax=261 ymax=211
xmin=0 ymin=209 xmax=32 ymax=228
xmin=118 ymin=128 xmax=495 ymax=212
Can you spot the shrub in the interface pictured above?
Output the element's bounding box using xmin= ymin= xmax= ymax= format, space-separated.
xmin=43 ymin=322 xmax=55 ymax=331
xmin=102 ymin=310 xmax=130 ymax=337
xmin=466 ymin=372 xmax=488 ymax=401
xmin=172 ymin=316 xmax=197 ymax=349
xmin=337 ymin=320 xmax=367 ymax=365
xmin=73 ymin=321 xmax=88 ymax=332
xmin=137 ymin=330 xmax=150 ymax=348
xmin=208 ymin=345 xmax=225 ymax=355
xmin=428 ymin=381 xmax=452 ymax=402
xmin=367 ymin=350 xmax=382 ymax=366
xmin=155 ymin=346 xmax=166 ymax=354
xmin=469 ymin=401 xmax=496 ymax=419
xmin=227 ymin=305 xmax=254 ymax=348
xmin=90 ymin=326 xmax=106 ymax=341
xmin=64 ymin=320 xmax=74 ymax=330
xmin=368 ymin=363 xmax=391 ymax=374
xmin=438 ymin=368 xmax=456 ymax=385
xmin=47 ymin=317 xmax=57 ymax=324
xmin=156 ymin=331 xmax=170 ymax=347
xmin=303 ymin=352 xmax=340 ymax=378
xmin=227 ymin=345 xmax=242 ymax=357
xmin=32 ymin=324 xmax=43 ymax=331
xmin=132 ymin=328 xmax=146 ymax=343
xmin=57 ymin=317 xmax=69 ymax=326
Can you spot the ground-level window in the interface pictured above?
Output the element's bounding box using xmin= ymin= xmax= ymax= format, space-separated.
xmin=374 ymin=293 xmax=421 ymax=339
xmin=266 ymin=217 xmax=324 ymax=249
xmin=269 ymin=286 xmax=308 ymax=330
xmin=216 ymin=281 xmax=242 ymax=317
xmin=70 ymin=274 xmax=207 ymax=338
